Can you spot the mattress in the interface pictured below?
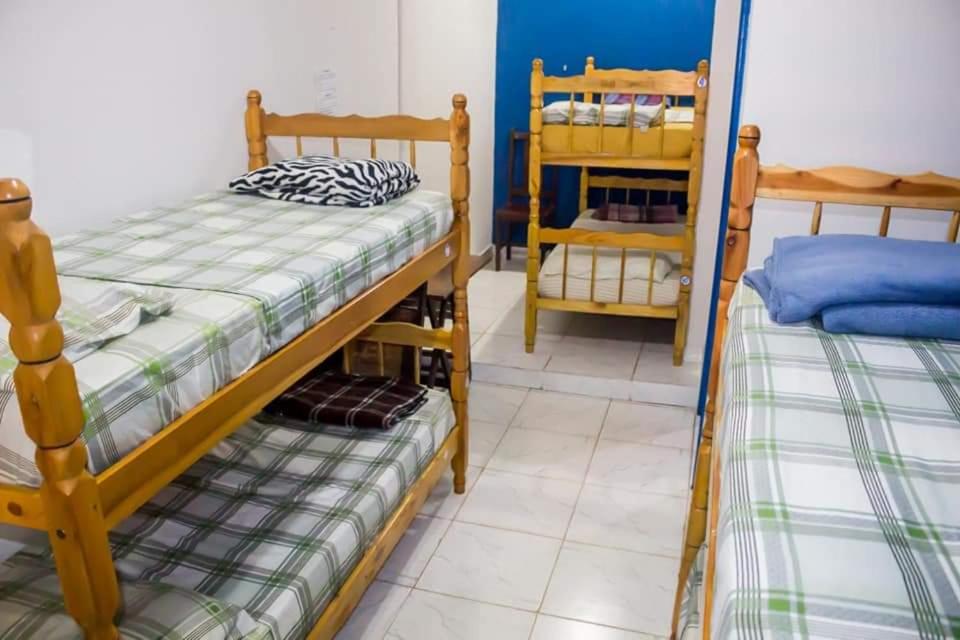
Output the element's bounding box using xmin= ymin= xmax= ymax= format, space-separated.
xmin=538 ymin=212 xmax=684 ymax=306
xmin=708 ymin=283 xmax=960 ymax=638
xmin=0 ymin=189 xmax=454 ymax=487
xmin=541 ymin=104 xmax=694 ymax=159
xmin=0 ymin=553 xmax=256 ymax=639
xmin=1 ymin=387 xmax=455 ymax=640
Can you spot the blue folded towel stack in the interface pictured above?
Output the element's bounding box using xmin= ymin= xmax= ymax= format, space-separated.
xmin=744 ymin=235 xmax=960 ymax=340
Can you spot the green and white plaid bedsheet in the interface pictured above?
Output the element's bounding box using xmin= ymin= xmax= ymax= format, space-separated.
xmin=0 ymin=287 xmax=266 ymax=487
xmin=54 ymin=189 xmax=453 ymax=352
xmin=104 ymin=387 xmax=454 ymax=640
xmin=0 ymin=189 xmax=453 ymax=487
xmin=0 ymin=553 xmax=257 ymax=639
xmin=710 ymin=283 xmax=960 ymax=639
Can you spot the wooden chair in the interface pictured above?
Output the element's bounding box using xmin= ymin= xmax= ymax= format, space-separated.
xmin=495 ymin=130 xmax=558 ymax=270
xmin=425 ymin=253 xmax=491 ymax=386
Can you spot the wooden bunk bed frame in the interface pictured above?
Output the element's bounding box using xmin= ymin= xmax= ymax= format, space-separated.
xmin=525 ymin=56 xmax=709 ymax=365
xmin=0 ymin=91 xmax=472 ymax=640
xmin=670 ymin=124 xmax=960 ymax=639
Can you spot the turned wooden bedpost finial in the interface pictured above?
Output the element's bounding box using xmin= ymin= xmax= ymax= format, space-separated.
xmin=245 ymin=89 xmax=268 ymax=171
xmin=449 ymin=94 xmax=470 ymax=494
xmin=0 ymin=178 xmax=120 ymax=640
xmin=525 ymin=59 xmax=545 ymax=354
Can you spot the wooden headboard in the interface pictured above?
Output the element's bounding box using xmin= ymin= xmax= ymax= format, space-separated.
xmin=243 ymin=89 xmax=465 ymax=171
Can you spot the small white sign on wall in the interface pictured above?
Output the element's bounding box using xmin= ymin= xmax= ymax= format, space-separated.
xmin=314 ymin=69 xmax=337 ymax=115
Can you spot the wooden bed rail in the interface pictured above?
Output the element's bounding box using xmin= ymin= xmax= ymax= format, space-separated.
xmin=0 ymin=178 xmax=120 ymax=639
xmin=245 ymin=89 xmax=454 ymax=171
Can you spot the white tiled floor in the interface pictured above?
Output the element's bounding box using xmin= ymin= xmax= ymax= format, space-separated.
xmin=336 ymin=383 xmax=694 ymax=640
xmin=465 ymin=263 xmax=703 ymax=405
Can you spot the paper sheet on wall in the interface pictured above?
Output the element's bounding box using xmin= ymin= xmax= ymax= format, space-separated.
xmin=314 ymin=69 xmax=337 ymax=115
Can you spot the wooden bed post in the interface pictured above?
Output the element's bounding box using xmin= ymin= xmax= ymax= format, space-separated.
xmin=525 ymin=59 xmax=544 ymax=353
xmin=449 ymin=94 xmax=471 ymax=493
xmin=578 ymin=56 xmax=596 ymax=214
xmin=0 ymin=179 xmax=120 ymax=639
xmin=669 ymin=125 xmax=759 ymax=639
xmin=245 ymin=89 xmax=269 ymax=170
xmin=672 ymin=59 xmax=710 ymax=366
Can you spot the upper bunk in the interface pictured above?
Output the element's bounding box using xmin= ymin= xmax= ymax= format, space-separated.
xmin=531 ymin=56 xmax=709 ymax=172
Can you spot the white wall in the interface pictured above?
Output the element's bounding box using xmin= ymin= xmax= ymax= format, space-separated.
xmin=399 ymin=0 xmax=498 ymax=255
xmin=685 ymin=0 xmax=742 ymax=363
xmin=740 ymin=0 xmax=960 ymax=264
xmin=0 ymin=1 xmax=399 ymax=235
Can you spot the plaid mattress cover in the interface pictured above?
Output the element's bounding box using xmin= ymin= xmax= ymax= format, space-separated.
xmin=707 ymin=283 xmax=960 ymax=639
xmin=0 ymin=189 xmax=453 ymax=487
xmin=0 ymin=553 xmax=257 ymax=639
xmin=2 ymin=387 xmax=455 ymax=640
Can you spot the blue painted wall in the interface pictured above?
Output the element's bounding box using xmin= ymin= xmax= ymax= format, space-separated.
xmin=493 ymin=0 xmax=716 ymax=238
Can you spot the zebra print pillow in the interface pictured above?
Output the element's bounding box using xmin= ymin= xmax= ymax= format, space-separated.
xmin=229 ymin=155 xmax=420 ymax=208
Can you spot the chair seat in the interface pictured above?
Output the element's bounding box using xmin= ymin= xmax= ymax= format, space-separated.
xmin=495 ymin=202 xmax=555 ymax=223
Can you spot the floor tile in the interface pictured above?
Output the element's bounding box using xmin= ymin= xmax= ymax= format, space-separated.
xmin=487 ymin=428 xmax=596 ymax=482
xmin=472 ymin=332 xmax=559 ymax=370
xmin=487 ymin=299 xmax=573 ymax=338
xmin=586 ymin=440 xmax=690 ymax=496
xmin=386 ymin=589 xmax=535 ymax=640
xmin=419 ymin=466 xmax=479 ymax=519
xmin=567 ymin=484 xmax=685 ymax=557
xmin=542 ymin=542 xmax=676 ymax=635
xmin=335 ymin=580 xmax=410 ymax=640
xmin=466 ymin=305 xmax=502 ymax=336
xmin=468 ymin=382 xmax=527 ymax=425
xmin=469 ymin=419 xmax=510 ymax=468
xmin=530 ymin=615 xmax=654 ymax=640
xmin=457 ymin=468 xmax=580 ymax=538
xmin=632 ymin=343 xmax=701 ymax=386
xmin=601 ymin=401 xmax=696 ymax=449
xmin=378 ymin=515 xmax=452 ymax=586
xmin=510 ymin=389 xmax=609 ymax=437
xmin=417 ymin=521 xmax=560 ymax=610
xmin=546 ymin=337 xmax=642 ymax=379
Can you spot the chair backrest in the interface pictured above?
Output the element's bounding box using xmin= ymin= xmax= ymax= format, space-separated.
xmin=506 ymin=129 xmax=558 ymax=207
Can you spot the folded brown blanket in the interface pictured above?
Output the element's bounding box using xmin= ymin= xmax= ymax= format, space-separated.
xmin=266 ymin=370 xmax=428 ymax=430
xmin=591 ymin=203 xmax=679 ymax=223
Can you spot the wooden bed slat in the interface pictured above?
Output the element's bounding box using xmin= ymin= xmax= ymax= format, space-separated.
xmin=810 ymin=201 xmax=823 ymax=235
xmin=263 ymin=112 xmax=449 ymax=142
xmin=879 ymin=205 xmax=892 ymax=236
xmin=589 ymin=247 xmax=598 ymax=302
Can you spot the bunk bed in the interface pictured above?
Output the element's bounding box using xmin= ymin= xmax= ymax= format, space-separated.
xmin=671 ymin=125 xmax=960 ymax=639
xmin=0 ymin=91 xmax=472 ymax=639
xmin=526 ymin=56 xmax=709 ymax=365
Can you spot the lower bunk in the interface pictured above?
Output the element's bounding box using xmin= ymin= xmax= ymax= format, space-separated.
xmin=0 ymin=384 xmax=457 ymax=639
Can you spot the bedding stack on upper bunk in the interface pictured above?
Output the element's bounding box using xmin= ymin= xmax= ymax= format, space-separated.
xmin=525 ymin=56 xmax=709 ymax=365
xmin=671 ymin=126 xmax=960 ymax=640
xmin=0 ymin=91 xmax=472 ymax=639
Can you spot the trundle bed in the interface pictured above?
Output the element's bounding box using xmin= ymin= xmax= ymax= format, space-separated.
xmin=0 ymin=90 xmax=472 ymax=639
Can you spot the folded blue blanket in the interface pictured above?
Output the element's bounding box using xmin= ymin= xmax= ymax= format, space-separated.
xmin=743 ymin=235 xmax=960 ymax=323
xmin=821 ymin=303 xmax=960 ymax=340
